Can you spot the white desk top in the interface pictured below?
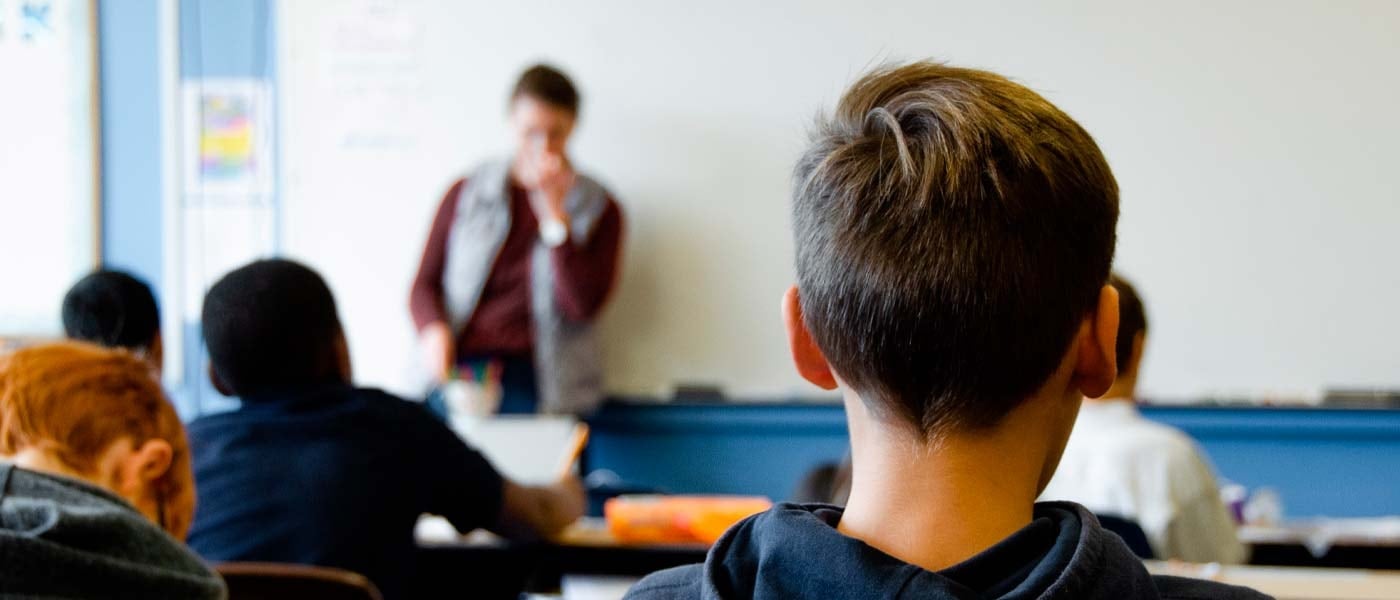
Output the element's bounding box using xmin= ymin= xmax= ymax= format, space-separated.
xmin=1147 ymin=562 xmax=1400 ymax=600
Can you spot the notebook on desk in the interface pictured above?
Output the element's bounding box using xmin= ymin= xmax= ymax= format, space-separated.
xmin=447 ymin=415 xmax=587 ymax=485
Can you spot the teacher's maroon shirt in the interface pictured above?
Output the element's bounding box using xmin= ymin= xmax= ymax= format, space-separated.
xmin=409 ymin=177 xmax=623 ymax=357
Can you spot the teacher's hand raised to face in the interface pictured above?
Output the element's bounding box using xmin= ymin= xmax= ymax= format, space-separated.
xmin=519 ymin=151 xmax=577 ymax=228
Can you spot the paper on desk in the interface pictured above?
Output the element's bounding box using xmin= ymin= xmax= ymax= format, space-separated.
xmin=561 ymin=575 xmax=640 ymax=600
xmin=1303 ymin=517 xmax=1400 ymax=557
xmin=414 ymin=515 xmax=503 ymax=545
xmin=1242 ymin=517 xmax=1400 ymax=558
xmin=448 ymin=415 xmax=582 ymax=485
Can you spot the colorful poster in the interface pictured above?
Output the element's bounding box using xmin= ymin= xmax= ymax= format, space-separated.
xmin=182 ymin=79 xmax=272 ymax=197
xmin=198 ymin=93 xmax=255 ymax=181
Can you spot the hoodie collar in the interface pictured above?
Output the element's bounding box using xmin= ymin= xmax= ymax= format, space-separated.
xmin=701 ymin=501 xmax=1158 ymax=600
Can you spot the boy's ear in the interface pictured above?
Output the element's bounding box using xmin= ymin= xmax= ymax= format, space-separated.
xmin=1074 ymin=284 xmax=1120 ymax=398
xmin=128 ymin=439 xmax=174 ymax=484
xmin=208 ymin=364 xmax=235 ymax=397
xmin=333 ymin=330 xmax=353 ymax=383
xmin=782 ymin=286 xmax=838 ymax=390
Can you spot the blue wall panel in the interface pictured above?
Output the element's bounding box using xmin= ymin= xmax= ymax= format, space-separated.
xmin=585 ymin=402 xmax=1400 ymax=519
xmin=98 ymin=0 xmax=164 ymax=287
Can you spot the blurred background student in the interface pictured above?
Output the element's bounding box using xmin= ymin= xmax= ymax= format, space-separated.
xmin=61 ymin=270 xmax=163 ymax=377
xmin=410 ymin=64 xmax=625 ymax=415
xmin=0 ymin=342 xmax=224 ymax=599
xmin=189 ymin=259 xmax=584 ymax=599
xmin=1040 ymin=274 xmax=1247 ymax=564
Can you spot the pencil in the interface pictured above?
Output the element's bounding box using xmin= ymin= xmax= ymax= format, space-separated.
xmin=556 ymin=423 xmax=590 ymax=479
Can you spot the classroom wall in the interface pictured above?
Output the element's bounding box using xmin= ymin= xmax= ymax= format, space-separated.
xmin=275 ymin=1 xmax=1400 ymax=402
xmin=1 ymin=0 xmax=99 ymax=337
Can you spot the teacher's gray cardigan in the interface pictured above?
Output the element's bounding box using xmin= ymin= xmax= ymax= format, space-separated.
xmin=442 ymin=159 xmax=610 ymax=414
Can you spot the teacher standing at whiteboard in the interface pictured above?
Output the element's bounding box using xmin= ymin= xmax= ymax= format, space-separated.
xmin=410 ymin=65 xmax=624 ymax=415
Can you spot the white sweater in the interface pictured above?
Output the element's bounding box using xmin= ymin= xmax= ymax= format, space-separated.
xmin=1040 ymin=399 xmax=1247 ymax=564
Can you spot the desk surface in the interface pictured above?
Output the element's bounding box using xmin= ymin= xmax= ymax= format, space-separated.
xmin=416 ymin=515 xmax=708 ymax=595
xmin=1147 ymin=562 xmax=1400 ymax=600
xmin=1242 ymin=519 xmax=1400 ymax=548
xmin=416 ymin=516 xmax=1400 ymax=600
xmin=417 ymin=516 xmax=709 ymax=552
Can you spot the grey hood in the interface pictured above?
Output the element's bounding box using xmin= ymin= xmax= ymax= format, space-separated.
xmin=0 ymin=462 xmax=226 ymax=599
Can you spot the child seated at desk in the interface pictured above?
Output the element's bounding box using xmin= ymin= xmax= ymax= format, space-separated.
xmin=1040 ymin=274 xmax=1246 ymax=564
xmin=625 ymin=61 xmax=1264 ymax=599
xmin=185 ymin=259 xmax=585 ymax=599
xmin=61 ymin=269 xmax=163 ymax=376
xmin=0 ymin=342 xmax=224 ymax=598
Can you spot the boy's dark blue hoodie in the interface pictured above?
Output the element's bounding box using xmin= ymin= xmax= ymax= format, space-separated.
xmin=625 ymin=502 xmax=1269 ymax=600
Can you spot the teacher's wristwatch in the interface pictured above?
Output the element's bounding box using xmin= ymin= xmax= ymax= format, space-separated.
xmin=540 ymin=217 xmax=569 ymax=248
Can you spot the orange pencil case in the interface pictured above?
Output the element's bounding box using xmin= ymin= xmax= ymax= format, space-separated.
xmin=604 ymin=495 xmax=773 ymax=545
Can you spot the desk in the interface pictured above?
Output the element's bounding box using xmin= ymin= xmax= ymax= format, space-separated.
xmin=1242 ymin=520 xmax=1400 ymax=570
xmin=416 ymin=518 xmax=707 ymax=599
xmin=416 ymin=517 xmax=1400 ymax=600
xmin=1147 ymin=562 xmax=1400 ymax=600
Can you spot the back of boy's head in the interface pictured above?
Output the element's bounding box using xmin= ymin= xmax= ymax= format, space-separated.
xmin=62 ymin=270 xmax=160 ymax=352
xmin=0 ymin=341 xmax=194 ymax=538
xmin=792 ymin=61 xmax=1119 ymax=436
xmin=1110 ymin=273 xmax=1148 ymax=372
xmin=202 ymin=259 xmax=344 ymax=398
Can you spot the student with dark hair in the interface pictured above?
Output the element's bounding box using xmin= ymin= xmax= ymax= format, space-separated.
xmin=187 ymin=259 xmax=585 ymax=599
xmin=626 ymin=62 xmax=1264 ymax=599
xmin=61 ymin=270 xmax=163 ymax=376
xmin=411 ymin=63 xmax=625 ymax=415
xmin=1041 ymin=274 xmax=1246 ymax=564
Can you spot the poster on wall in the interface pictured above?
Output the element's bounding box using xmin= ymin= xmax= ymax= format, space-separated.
xmin=176 ymin=77 xmax=278 ymax=406
xmin=182 ymin=78 xmax=273 ymax=198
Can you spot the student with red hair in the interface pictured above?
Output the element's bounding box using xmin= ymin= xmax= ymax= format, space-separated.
xmin=0 ymin=342 xmax=224 ymax=598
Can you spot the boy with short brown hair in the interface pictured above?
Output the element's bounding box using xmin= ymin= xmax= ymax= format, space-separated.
xmin=626 ymin=61 xmax=1264 ymax=599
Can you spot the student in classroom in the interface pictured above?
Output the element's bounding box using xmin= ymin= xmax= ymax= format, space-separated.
xmin=61 ymin=269 xmax=163 ymax=376
xmin=625 ymin=61 xmax=1265 ymax=599
xmin=1040 ymin=274 xmax=1247 ymax=564
xmin=185 ymin=259 xmax=585 ymax=599
xmin=0 ymin=342 xmax=225 ymax=599
xmin=410 ymin=63 xmax=625 ymax=416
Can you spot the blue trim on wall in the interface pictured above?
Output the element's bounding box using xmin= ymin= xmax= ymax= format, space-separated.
xmin=1145 ymin=406 xmax=1400 ymax=518
xmin=585 ymin=401 xmax=1400 ymax=518
xmin=1144 ymin=406 xmax=1400 ymax=440
xmin=98 ymin=0 xmax=164 ymax=287
xmin=179 ymin=0 xmax=275 ymax=79
xmin=591 ymin=402 xmax=849 ymax=434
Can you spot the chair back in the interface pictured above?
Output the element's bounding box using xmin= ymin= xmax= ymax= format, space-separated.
xmin=216 ymin=562 xmax=382 ymax=600
xmin=1096 ymin=514 xmax=1156 ymax=559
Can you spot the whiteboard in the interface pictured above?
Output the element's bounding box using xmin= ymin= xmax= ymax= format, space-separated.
xmin=278 ymin=0 xmax=1400 ymax=402
xmin=0 ymin=0 xmax=98 ymax=338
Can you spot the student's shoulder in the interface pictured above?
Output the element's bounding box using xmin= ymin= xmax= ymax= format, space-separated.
xmin=1153 ymin=575 xmax=1274 ymax=600
xmin=623 ymin=565 xmax=705 ymax=600
xmin=185 ymin=406 xmax=257 ymax=437
xmin=1113 ymin=416 xmax=1206 ymax=467
xmin=350 ymin=387 xmax=444 ymax=425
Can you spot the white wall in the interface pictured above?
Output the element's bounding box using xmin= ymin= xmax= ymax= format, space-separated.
xmin=278 ymin=0 xmax=1400 ymax=402
xmin=0 ymin=0 xmax=96 ymax=337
